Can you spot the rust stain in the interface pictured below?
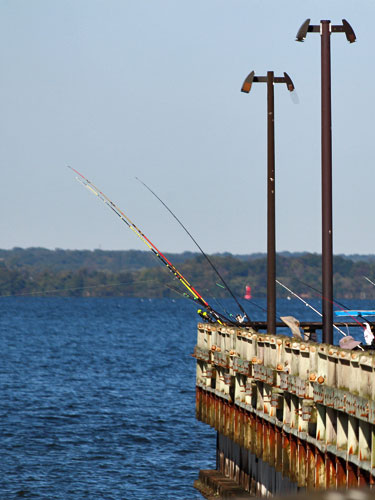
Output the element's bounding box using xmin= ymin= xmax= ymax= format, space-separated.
xmin=336 ymin=457 xmax=346 ymax=488
xmin=347 ymin=462 xmax=358 ymax=488
xmin=196 ymin=358 xmax=373 ymax=491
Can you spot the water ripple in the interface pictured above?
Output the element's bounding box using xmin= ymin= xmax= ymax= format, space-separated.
xmin=0 ymin=298 xmax=215 ymax=499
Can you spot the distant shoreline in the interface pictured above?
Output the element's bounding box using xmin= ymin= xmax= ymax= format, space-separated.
xmin=0 ymin=248 xmax=373 ymax=299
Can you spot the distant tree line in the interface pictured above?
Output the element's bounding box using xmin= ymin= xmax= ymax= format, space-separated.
xmin=0 ymin=248 xmax=374 ymax=299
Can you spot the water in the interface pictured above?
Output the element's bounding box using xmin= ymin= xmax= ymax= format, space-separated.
xmin=1 ymin=296 xmax=373 ymax=499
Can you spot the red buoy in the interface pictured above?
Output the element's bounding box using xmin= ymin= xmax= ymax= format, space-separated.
xmin=244 ymin=285 xmax=251 ymax=300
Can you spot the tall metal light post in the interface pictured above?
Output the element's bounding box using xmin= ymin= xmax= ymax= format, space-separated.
xmin=241 ymin=71 xmax=295 ymax=336
xmin=296 ymin=19 xmax=356 ymax=344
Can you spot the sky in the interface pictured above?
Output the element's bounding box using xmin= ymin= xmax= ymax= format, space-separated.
xmin=0 ymin=0 xmax=373 ymax=255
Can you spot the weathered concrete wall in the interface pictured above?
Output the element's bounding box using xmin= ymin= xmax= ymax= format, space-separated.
xmin=194 ymin=323 xmax=375 ymax=495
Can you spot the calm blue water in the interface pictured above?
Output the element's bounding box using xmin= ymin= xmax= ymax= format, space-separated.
xmin=1 ymin=296 xmax=373 ymax=499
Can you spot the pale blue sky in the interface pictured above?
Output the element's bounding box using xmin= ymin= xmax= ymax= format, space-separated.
xmin=0 ymin=0 xmax=373 ymax=254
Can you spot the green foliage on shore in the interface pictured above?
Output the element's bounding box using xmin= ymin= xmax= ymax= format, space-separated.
xmin=0 ymin=248 xmax=374 ymax=299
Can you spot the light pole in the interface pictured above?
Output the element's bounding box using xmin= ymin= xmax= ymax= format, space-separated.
xmin=296 ymin=19 xmax=356 ymax=344
xmin=241 ymin=71 xmax=295 ymax=336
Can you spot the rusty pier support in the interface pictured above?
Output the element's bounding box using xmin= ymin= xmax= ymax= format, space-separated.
xmin=194 ymin=323 xmax=375 ymax=497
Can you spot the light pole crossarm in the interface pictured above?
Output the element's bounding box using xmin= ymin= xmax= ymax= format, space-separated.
xmin=241 ymin=72 xmax=295 ymax=93
xmin=296 ymin=18 xmax=356 ymax=43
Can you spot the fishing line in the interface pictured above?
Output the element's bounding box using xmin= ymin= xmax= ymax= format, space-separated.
xmin=276 ymin=279 xmax=348 ymax=339
xmin=210 ymin=288 xmax=238 ymax=320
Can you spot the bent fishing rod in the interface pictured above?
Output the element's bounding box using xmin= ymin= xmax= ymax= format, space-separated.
xmin=68 ymin=167 xmax=235 ymax=325
xmin=136 ymin=177 xmax=252 ymax=324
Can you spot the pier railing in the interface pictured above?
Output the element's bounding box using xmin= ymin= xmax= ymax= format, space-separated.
xmin=194 ymin=323 xmax=375 ymax=496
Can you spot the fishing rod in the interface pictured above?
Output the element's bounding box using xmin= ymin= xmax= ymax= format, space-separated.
xmin=276 ymin=279 xmax=348 ymax=339
xmin=136 ymin=176 xmax=252 ymax=324
xmin=364 ymin=276 xmax=375 ymax=288
xmin=364 ymin=277 xmax=375 ymax=322
xmin=296 ymin=279 xmax=374 ymax=330
xmin=68 ymin=167 xmax=235 ymax=325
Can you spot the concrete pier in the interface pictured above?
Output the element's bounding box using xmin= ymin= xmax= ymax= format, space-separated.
xmin=194 ymin=323 xmax=375 ymax=497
